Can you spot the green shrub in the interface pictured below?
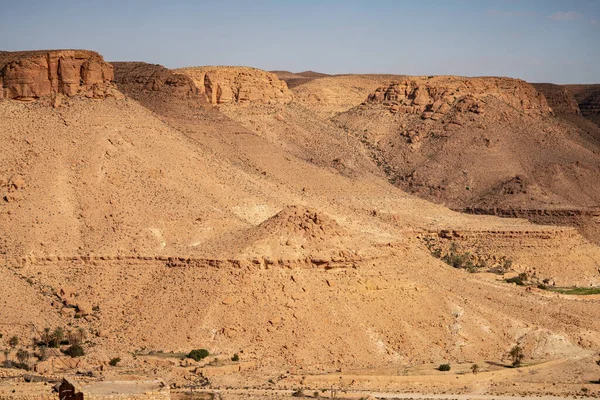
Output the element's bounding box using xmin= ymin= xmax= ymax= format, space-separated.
xmin=505 ymin=273 xmax=528 ymax=286
xmin=63 ymin=344 xmax=85 ymax=358
xmin=231 ymin=353 xmax=239 ymax=362
xmin=438 ymin=363 xmax=451 ymax=371
xmin=12 ymin=362 xmax=30 ymax=371
xmin=109 ymin=357 xmax=121 ymax=366
xmin=187 ymin=348 xmax=209 ymax=361
xmin=9 ymin=336 xmax=19 ymax=348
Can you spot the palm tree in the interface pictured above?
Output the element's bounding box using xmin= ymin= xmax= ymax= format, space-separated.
xmin=509 ymin=345 xmax=525 ymax=368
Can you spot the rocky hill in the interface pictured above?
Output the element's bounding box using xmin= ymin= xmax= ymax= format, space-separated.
xmin=368 ymin=76 xmax=552 ymax=118
xmin=565 ymin=84 xmax=600 ymax=127
xmin=0 ymin=50 xmax=116 ymax=100
xmin=1 ymin=51 xmax=600 ymax=392
xmin=532 ymin=83 xmax=580 ymax=115
xmin=325 ymin=75 xmax=600 ymax=243
xmin=112 ymin=62 xmax=200 ymax=99
xmin=272 ymin=70 xmax=330 ymax=88
xmin=176 ymin=66 xmax=293 ymax=105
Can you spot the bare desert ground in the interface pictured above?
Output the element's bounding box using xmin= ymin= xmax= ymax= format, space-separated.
xmin=0 ymin=50 xmax=599 ymax=399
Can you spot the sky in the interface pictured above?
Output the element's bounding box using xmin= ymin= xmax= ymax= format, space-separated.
xmin=1 ymin=0 xmax=599 ymax=83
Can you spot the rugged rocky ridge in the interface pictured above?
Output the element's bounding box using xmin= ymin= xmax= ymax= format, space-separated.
xmin=367 ymin=76 xmax=552 ymax=120
xmin=532 ymin=83 xmax=581 ymax=115
xmin=176 ymin=66 xmax=293 ymax=105
xmin=333 ymin=75 xmax=600 ymax=232
xmin=0 ymin=50 xmax=115 ymax=100
xmin=112 ymin=62 xmax=200 ymax=99
xmin=565 ymin=84 xmax=600 ymax=127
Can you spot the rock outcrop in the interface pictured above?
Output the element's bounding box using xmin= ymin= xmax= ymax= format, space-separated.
xmin=176 ymin=66 xmax=293 ymax=105
xmin=564 ymin=84 xmax=600 ymax=127
xmin=0 ymin=50 xmax=115 ymax=100
xmin=112 ymin=62 xmax=200 ymax=99
xmin=367 ymin=76 xmax=552 ymax=120
xmin=532 ymin=83 xmax=580 ymax=115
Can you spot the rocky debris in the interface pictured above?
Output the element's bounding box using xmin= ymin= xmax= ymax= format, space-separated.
xmin=257 ymin=205 xmax=345 ymax=238
xmin=0 ymin=50 xmax=116 ymax=100
xmin=367 ymin=76 xmax=552 ymax=119
xmin=532 ymin=83 xmax=581 ymax=115
xmin=112 ymin=62 xmax=201 ymax=99
xmin=176 ymin=66 xmax=293 ymax=105
xmin=2 ymin=174 xmax=25 ymax=202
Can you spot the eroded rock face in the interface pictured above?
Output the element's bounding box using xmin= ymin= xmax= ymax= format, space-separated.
xmin=112 ymin=62 xmax=200 ymax=99
xmin=565 ymin=84 xmax=600 ymax=127
xmin=367 ymin=76 xmax=552 ymax=119
xmin=532 ymin=83 xmax=580 ymax=115
xmin=0 ymin=50 xmax=115 ymax=100
xmin=176 ymin=66 xmax=293 ymax=105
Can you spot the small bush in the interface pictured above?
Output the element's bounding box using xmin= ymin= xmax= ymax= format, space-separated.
xmin=231 ymin=353 xmax=240 ymax=362
xmin=506 ymin=273 xmax=528 ymax=286
xmin=471 ymin=363 xmax=479 ymax=374
xmin=16 ymin=349 xmax=30 ymax=364
xmin=292 ymin=389 xmax=305 ymax=397
xmin=187 ymin=348 xmax=209 ymax=361
xmin=438 ymin=363 xmax=451 ymax=371
xmin=63 ymin=344 xmax=85 ymax=358
xmin=12 ymin=362 xmax=30 ymax=371
xmin=109 ymin=357 xmax=121 ymax=366
xmin=9 ymin=336 xmax=19 ymax=348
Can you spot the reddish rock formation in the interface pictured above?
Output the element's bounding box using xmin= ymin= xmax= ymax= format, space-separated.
xmin=112 ymin=62 xmax=200 ymax=99
xmin=176 ymin=66 xmax=293 ymax=105
xmin=0 ymin=50 xmax=115 ymax=100
xmin=367 ymin=76 xmax=552 ymax=119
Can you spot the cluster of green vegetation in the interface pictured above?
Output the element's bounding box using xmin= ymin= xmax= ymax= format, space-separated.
xmin=38 ymin=326 xmax=85 ymax=348
xmin=545 ymin=287 xmax=600 ymax=295
xmin=438 ymin=363 xmax=451 ymax=371
xmin=505 ymin=272 xmax=529 ymax=286
xmin=509 ymin=345 xmax=525 ymax=368
xmin=187 ymin=348 xmax=210 ymax=361
xmin=428 ymin=242 xmax=488 ymax=273
xmin=109 ymin=357 xmax=121 ymax=366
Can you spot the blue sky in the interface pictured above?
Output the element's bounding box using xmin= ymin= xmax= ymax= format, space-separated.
xmin=2 ymin=0 xmax=599 ymax=83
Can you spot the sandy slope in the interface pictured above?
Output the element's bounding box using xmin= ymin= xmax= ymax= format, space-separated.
xmin=0 ymin=58 xmax=599 ymax=395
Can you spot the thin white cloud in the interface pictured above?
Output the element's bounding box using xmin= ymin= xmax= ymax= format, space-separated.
xmin=550 ymin=11 xmax=582 ymax=21
xmin=487 ymin=10 xmax=536 ymax=17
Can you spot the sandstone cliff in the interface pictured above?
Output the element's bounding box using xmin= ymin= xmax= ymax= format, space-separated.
xmin=367 ymin=76 xmax=552 ymax=120
xmin=176 ymin=66 xmax=293 ymax=105
xmin=0 ymin=50 xmax=115 ymax=100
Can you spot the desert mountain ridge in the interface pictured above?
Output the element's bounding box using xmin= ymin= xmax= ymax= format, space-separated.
xmin=1 ymin=49 xmax=600 ymax=398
